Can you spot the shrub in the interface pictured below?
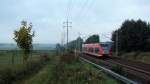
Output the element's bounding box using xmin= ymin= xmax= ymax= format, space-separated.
xmin=49 ymin=55 xmax=104 ymax=84
xmin=59 ymin=52 xmax=79 ymax=64
xmin=40 ymin=54 xmax=50 ymax=62
xmin=0 ymin=58 xmax=48 ymax=84
xmin=111 ymin=65 xmax=127 ymax=76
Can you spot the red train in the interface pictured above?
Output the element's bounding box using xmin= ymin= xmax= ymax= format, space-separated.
xmin=82 ymin=42 xmax=112 ymax=57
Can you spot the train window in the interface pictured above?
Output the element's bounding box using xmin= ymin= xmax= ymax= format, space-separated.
xmin=82 ymin=47 xmax=85 ymax=51
xmin=95 ymin=48 xmax=99 ymax=53
xmin=83 ymin=47 xmax=86 ymax=51
xmin=91 ymin=48 xmax=93 ymax=52
xmin=89 ymin=48 xmax=94 ymax=52
xmin=86 ymin=47 xmax=88 ymax=51
xmin=88 ymin=48 xmax=91 ymax=52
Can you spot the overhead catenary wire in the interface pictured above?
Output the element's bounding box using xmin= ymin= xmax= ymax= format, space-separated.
xmin=73 ymin=0 xmax=90 ymax=21
xmin=62 ymin=0 xmax=73 ymax=47
xmin=66 ymin=0 xmax=73 ymax=20
xmin=74 ymin=0 xmax=95 ymax=22
xmin=73 ymin=0 xmax=95 ymax=36
xmin=64 ymin=0 xmax=99 ymax=43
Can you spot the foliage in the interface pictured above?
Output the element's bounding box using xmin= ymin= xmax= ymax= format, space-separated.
xmin=40 ymin=53 xmax=118 ymax=84
xmin=0 ymin=58 xmax=48 ymax=84
xmin=68 ymin=37 xmax=83 ymax=51
xmin=116 ymin=52 xmax=150 ymax=64
xmin=112 ymin=19 xmax=150 ymax=52
xmin=24 ymin=52 xmax=119 ymax=84
xmin=111 ymin=65 xmax=126 ymax=76
xmin=55 ymin=43 xmax=65 ymax=54
xmin=13 ymin=21 xmax=35 ymax=63
xmin=0 ymin=50 xmax=52 ymax=65
xmin=85 ymin=34 xmax=100 ymax=44
xmin=59 ymin=52 xmax=79 ymax=64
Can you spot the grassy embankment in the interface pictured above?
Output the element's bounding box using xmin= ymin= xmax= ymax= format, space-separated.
xmin=24 ymin=52 xmax=120 ymax=84
xmin=112 ymin=52 xmax=150 ymax=64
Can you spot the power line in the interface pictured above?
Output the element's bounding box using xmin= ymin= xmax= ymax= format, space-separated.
xmin=66 ymin=0 xmax=73 ymax=20
xmin=62 ymin=0 xmax=73 ymax=48
xmin=73 ymin=0 xmax=95 ymax=32
xmin=75 ymin=0 xmax=94 ymax=21
xmin=101 ymin=33 xmax=112 ymax=39
xmin=74 ymin=0 xmax=89 ymax=20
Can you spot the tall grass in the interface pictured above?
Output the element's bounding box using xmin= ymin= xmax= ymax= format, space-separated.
xmin=0 ymin=50 xmax=52 ymax=84
xmin=113 ymin=52 xmax=150 ymax=64
xmin=0 ymin=50 xmax=53 ymax=65
xmin=47 ymin=53 xmax=118 ymax=84
xmin=24 ymin=52 xmax=119 ymax=84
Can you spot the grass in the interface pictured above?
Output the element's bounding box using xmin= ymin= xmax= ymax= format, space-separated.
xmin=25 ymin=53 xmax=120 ymax=84
xmin=0 ymin=58 xmax=49 ymax=84
xmin=0 ymin=50 xmax=54 ymax=65
xmin=112 ymin=52 xmax=150 ymax=64
xmin=110 ymin=64 xmax=127 ymax=77
xmin=0 ymin=50 xmax=120 ymax=84
xmin=0 ymin=50 xmax=54 ymax=84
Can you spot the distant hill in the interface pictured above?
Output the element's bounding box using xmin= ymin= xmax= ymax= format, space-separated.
xmin=0 ymin=43 xmax=56 ymax=50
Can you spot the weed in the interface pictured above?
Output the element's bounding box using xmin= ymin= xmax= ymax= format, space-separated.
xmin=111 ymin=64 xmax=127 ymax=76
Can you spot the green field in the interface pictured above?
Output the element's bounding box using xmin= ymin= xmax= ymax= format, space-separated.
xmin=0 ymin=50 xmax=55 ymax=65
xmin=0 ymin=50 xmax=54 ymax=84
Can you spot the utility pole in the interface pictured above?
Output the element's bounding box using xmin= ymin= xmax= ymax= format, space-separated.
xmin=78 ymin=32 xmax=81 ymax=52
xmin=116 ymin=31 xmax=118 ymax=56
xmin=63 ymin=19 xmax=72 ymax=49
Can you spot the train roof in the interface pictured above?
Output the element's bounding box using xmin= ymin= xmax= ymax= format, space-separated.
xmin=100 ymin=42 xmax=113 ymax=44
xmin=83 ymin=42 xmax=112 ymax=45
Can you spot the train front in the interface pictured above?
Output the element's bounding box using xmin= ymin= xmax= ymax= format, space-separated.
xmin=100 ymin=42 xmax=112 ymax=56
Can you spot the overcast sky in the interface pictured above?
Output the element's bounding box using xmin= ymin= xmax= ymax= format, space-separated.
xmin=0 ymin=0 xmax=150 ymax=44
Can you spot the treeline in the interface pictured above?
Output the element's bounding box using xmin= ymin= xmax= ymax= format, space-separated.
xmin=84 ymin=34 xmax=99 ymax=44
xmin=60 ymin=35 xmax=99 ymax=51
xmin=55 ymin=37 xmax=83 ymax=53
xmin=67 ymin=37 xmax=83 ymax=51
xmin=112 ymin=19 xmax=150 ymax=52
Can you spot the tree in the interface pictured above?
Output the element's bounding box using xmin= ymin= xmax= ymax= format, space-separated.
xmin=85 ymin=34 xmax=100 ymax=44
xmin=56 ymin=43 xmax=65 ymax=54
xmin=68 ymin=37 xmax=83 ymax=51
xmin=13 ymin=21 xmax=34 ymax=63
xmin=111 ymin=19 xmax=150 ymax=52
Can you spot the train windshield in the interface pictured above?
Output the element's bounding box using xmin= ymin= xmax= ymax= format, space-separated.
xmin=100 ymin=44 xmax=109 ymax=50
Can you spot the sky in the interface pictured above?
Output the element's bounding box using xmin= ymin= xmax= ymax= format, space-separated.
xmin=0 ymin=0 xmax=150 ymax=44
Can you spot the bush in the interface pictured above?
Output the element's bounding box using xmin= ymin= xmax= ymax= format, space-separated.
xmin=40 ymin=54 xmax=50 ymax=62
xmin=111 ymin=65 xmax=127 ymax=76
xmin=59 ymin=52 xmax=79 ymax=64
xmin=0 ymin=57 xmax=48 ymax=84
xmin=49 ymin=52 xmax=105 ymax=83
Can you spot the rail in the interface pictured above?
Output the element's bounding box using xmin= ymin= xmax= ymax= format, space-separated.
xmin=108 ymin=60 xmax=150 ymax=76
xmin=79 ymin=57 xmax=138 ymax=84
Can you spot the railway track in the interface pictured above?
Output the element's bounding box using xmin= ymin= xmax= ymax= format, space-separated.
xmin=80 ymin=57 xmax=137 ymax=84
xmin=107 ymin=58 xmax=150 ymax=84
xmin=109 ymin=57 xmax=150 ymax=75
xmin=80 ymin=53 xmax=150 ymax=84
